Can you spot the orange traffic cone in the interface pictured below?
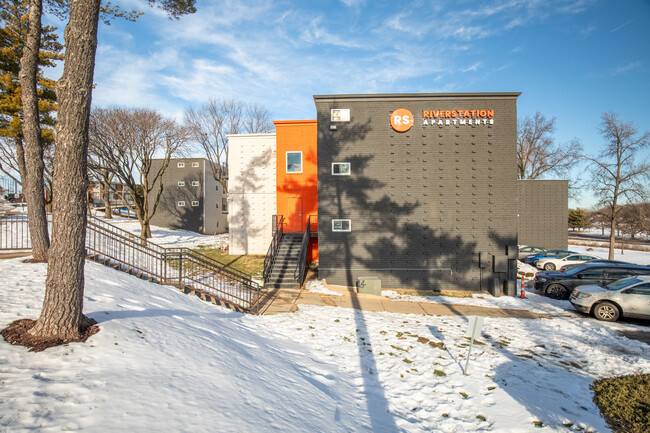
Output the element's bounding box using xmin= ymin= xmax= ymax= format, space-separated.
xmin=520 ymin=275 xmax=526 ymax=299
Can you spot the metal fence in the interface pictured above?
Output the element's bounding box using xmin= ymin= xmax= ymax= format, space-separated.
xmin=0 ymin=213 xmax=263 ymax=313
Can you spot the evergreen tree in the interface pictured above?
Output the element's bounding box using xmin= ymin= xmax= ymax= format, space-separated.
xmin=568 ymin=208 xmax=589 ymax=231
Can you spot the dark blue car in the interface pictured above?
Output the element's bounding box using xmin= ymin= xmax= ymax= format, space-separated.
xmin=524 ymin=250 xmax=578 ymax=267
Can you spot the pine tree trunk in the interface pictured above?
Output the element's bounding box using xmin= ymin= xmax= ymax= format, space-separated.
xmin=19 ymin=0 xmax=49 ymax=262
xmin=30 ymin=0 xmax=101 ymax=339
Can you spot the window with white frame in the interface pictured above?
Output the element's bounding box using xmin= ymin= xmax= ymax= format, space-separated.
xmin=178 ymin=181 xmax=185 ymax=186
xmin=177 ymin=162 xmax=185 ymax=168
xmin=192 ymin=181 xmax=199 ymax=186
xmin=332 ymin=219 xmax=351 ymax=232
xmin=332 ymin=162 xmax=351 ymax=175
xmin=191 ymin=201 xmax=199 ymax=207
xmin=192 ymin=162 xmax=199 ymax=167
xmin=178 ymin=201 xmax=185 ymax=207
xmin=286 ymin=151 xmax=302 ymax=173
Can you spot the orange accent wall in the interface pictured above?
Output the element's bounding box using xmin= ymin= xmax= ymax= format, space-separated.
xmin=274 ymin=120 xmax=318 ymax=260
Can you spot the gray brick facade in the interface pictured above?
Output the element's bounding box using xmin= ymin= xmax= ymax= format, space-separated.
xmin=517 ymin=179 xmax=568 ymax=250
xmin=314 ymin=93 xmax=521 ymax=294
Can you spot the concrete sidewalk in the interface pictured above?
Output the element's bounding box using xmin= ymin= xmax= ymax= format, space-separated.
xmin=258 ymin=280 xmax=549 ymax=319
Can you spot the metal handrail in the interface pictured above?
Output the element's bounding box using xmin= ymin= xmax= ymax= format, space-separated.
xmin=263 ymin=215 xmax=284 ymax=282
xmin=293 ymin=215 xmax=317 ymax=285
xmin=1 ymin=213 xmax=263 ymax=313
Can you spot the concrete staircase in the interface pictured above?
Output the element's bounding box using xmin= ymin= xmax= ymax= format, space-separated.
xmin=265 ymin=233 xmax=303 ymax=289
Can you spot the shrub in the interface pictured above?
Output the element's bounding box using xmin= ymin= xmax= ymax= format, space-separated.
xmin=591 ymin=374 xmax=650 ymax=433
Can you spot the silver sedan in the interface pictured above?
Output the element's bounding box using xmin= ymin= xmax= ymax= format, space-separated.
xmin=569 ymin=275 xmax=650 ymax=322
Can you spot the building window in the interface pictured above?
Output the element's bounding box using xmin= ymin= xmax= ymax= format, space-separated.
xmin=332 ymin=162 xmax=351 ymax=175
xmin=216 ymin=185 xmax=219 ymax=191
xmin=286 ymin=151 xmax=302 ymax=173
xmin=191 ymin=201 xmax=199 ymax=207
xmin=178 ymin=201 xmax=185 ymax=207
xmin=222 ymin=198 xmax=228 ymax=214
xmin=192 ymin=181 xmax=199 ymax=186
xmin=192 ymin=162 xmax=199 ymax=168
xmin=332 ymin=219 xmax=351 ymax=232
xmin=178 ymin=181 xmax=185 ymax=187
xmin=177 ymin=162 xmax=185 ymax=168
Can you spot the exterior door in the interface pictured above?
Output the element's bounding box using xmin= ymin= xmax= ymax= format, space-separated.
xmin=287 ymin=197 xmax=303 ymax=232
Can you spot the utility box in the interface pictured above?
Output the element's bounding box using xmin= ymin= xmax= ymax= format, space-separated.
xmin=357 ymin=277 xmax=381 ymax=295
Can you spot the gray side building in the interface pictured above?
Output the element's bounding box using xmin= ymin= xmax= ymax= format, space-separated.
xmin=517 ymin=179 xmax=568 ymax=250
xmin=148 ymin=158 xmax=227 ymax=234
xmin=314 ymin=93 xmax=521 ymax=294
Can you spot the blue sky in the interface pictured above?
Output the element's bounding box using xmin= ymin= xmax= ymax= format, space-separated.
xmin=44 ymin=0 xmax=650 ymax=208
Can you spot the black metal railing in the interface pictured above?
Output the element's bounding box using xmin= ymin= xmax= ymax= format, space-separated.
xmin=0 ymin=213 xmax=263 ymax=313
xmin=293 ymin=215 xmax=317 ymax=286
xmin=263 ymin=215 xmax=284 ymax=283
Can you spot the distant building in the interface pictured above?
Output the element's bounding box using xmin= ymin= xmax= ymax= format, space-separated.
xmin=148 ymin=158 xmax=227 ymax=234
xmin=89 ymin=181 xmax=132 ymax=208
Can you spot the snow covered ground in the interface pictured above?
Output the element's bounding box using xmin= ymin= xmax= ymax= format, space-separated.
xmin=2 ymin=249 xmax=649 ymax=432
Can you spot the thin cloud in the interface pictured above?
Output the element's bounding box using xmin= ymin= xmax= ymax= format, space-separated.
xmin=610 ymin=17 xmax=639 ymax=33
xmin=613 ymin=61 xmax=641 ymax=75
xmin=461 ymin=62 xmax=481 ymax=73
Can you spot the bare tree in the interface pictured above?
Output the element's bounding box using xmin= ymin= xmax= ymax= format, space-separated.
xmin=585 ymin=111 xmax=650 ymax=259
xmin=517 ymin=112 xmax=583 ymax=180
xmin=184 ymin=98 xmax=273 ymax=193
xmin=89 ymin=107 xmax=187 ymax=241
xmin=0 ymin=136 xmax=54 ymax=207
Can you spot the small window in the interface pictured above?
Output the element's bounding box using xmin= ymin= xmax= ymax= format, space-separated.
xmin=222 ymin=197 xmax=228 ymax=214
xmin=191 ymin=201 xmax=199 ymax=207
xmin=332 ymin=162 xmax=351 ymax=175
xmin=192 ymin=181 xmax=199 ymax=186
xmin=286 ymin=151 xmax=302 ymax=173
xmin=216 ymin=185 xmax=219 ymax=191
xmin=178 ymin=201 xmax=185 ymax=207
xmin=332 ymin=219 xmax=351 ymax=232
xmin=177 ymin=162 xmax=185 ymax=168
xmin=192 ymin=162 xmax=199 ymax=168
xmin=178 ymin=181 xmax=185 ymax=187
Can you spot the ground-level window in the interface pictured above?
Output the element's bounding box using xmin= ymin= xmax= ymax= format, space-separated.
xmin=178 ymin=201 xmax=185 ymax=207
xmin=191 ymin=201 xmax=199 ymax=207
xmin=178 ymin=181 xmax=185 ymax=186
xmin=192 ymin=162 xmax=199 ymax=167
xmin=332 ymin=162 xmax=351 ymax=175
xmin=177 ymin=162 xmax=185 ymax=168
xmin=332 ymin=219 xmax=351 ymax=232
xmin=222 ymin=198 xmax=228 ymax=214
xmin=286 ymin=151 xmax=302 ymax=173
xmin=192 ymin=181 xmax=199 ymax=186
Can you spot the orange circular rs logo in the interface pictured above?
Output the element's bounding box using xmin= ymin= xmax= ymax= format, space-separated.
xmin=390 ymin=108 xmax=413 ymax=132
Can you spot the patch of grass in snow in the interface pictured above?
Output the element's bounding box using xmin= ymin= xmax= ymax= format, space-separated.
xmin=487 ymin=386 xmax=496 ymax=391
xmin=429 ymin=341 xmax=445 ymax=350
xmin=334 ymin=319 xmax=340 ymax=323
xmin=476 ymin=415 xmax=487 ymax=422
xmin=459 ymin=392 xmax=468 ymax=399
xmin=562 ymin=422 xmax=574 ymax=428
xmin=591 ymin=373 xmax=650 ymax=433
xmin=433 ymin=369 xmax=446 ymax=377
xmin=402 ymin=358 xmax=412 ymax=364
xmin=442 ymin=413 xmax=449 ymax=417
xmin=532 ymin=420 xmax=544 ymax=427
xmin=562 ymin=345 xmax=572 ymax=350
xmin=193 ymin=246 xmax=265 ymax=277
xmin=516 ymin=354 xmax=533 ymax=359
xmin=391 ymin=345 xmax=407 ymax=352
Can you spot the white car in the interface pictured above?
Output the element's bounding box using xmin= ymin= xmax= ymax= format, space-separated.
xmin=536 ymin=254 xmax=600 ymax=271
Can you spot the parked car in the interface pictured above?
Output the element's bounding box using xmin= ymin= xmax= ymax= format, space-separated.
xmin=524 ymin=250 xmax=578 ymax=267
xmin=570 ymin=275 xmax=650 ymax=321
xmin=536 ymin=254 xmax=600 ymax=271
xmin=518 ymin=246 xmax=547 ymax=261
xmin=560 ymin=259 xmax=631 ymax=272
xmin=534 ymin=262 xmax=650 ymax=300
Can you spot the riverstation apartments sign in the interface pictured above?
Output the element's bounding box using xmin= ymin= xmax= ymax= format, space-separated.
xmin=390 ymin=108 xmax=495 ymax=132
